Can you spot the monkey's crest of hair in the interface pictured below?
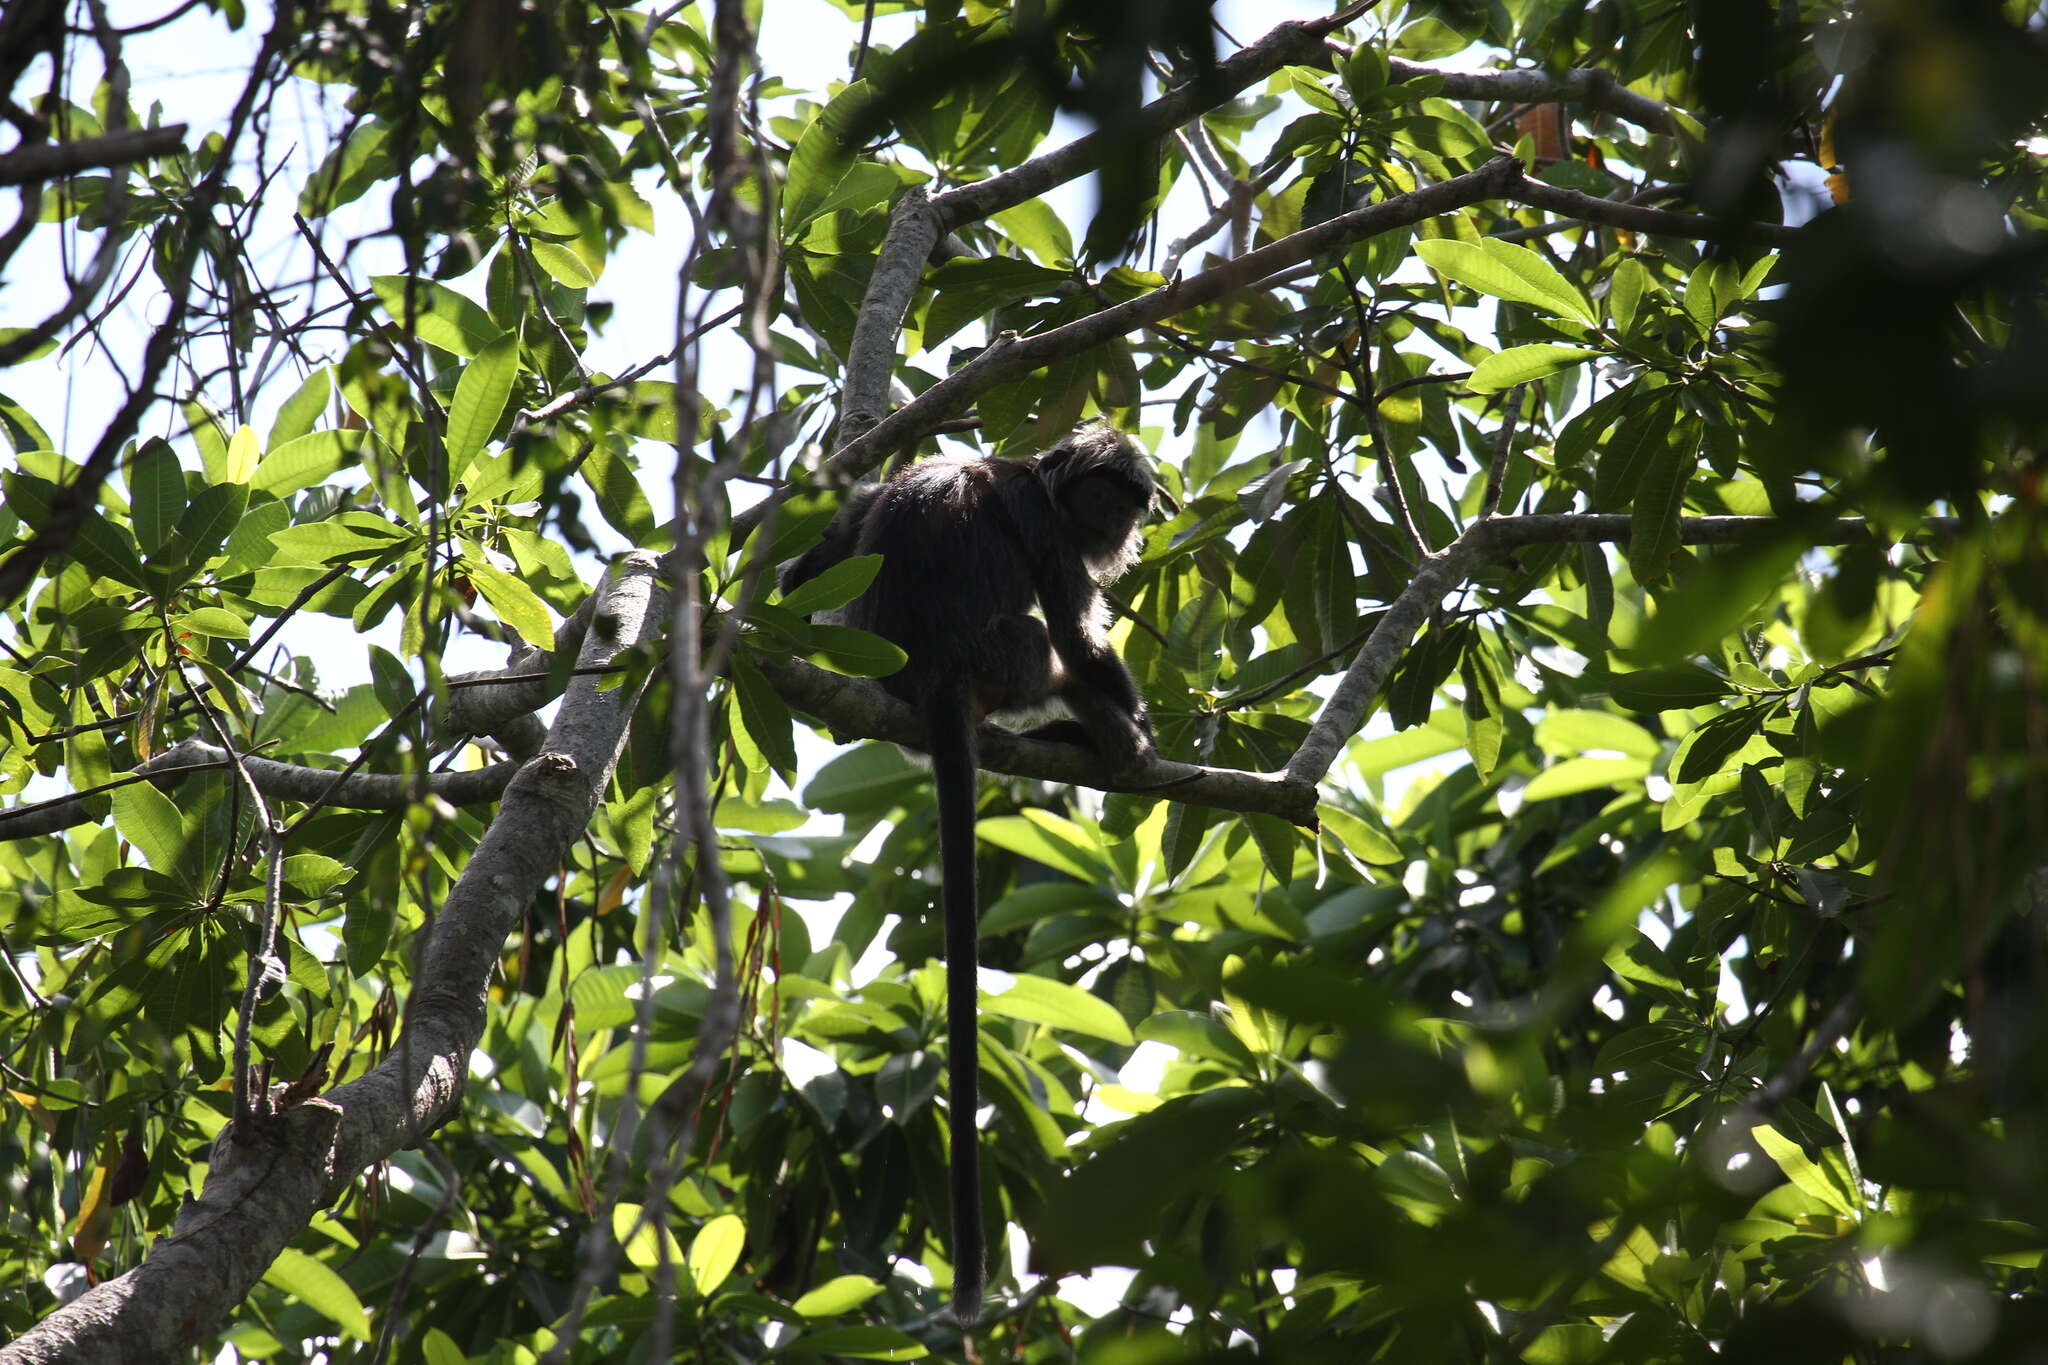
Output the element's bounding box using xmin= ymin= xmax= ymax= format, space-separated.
xmin=1033 ymin=420 xmax=1154 ymax=582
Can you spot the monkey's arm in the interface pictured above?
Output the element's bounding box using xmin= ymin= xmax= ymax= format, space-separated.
xmin=1029 ymin=543 xmax=1153 ymax=766
xmin=777 ymin=485 xmax=883 ymax=598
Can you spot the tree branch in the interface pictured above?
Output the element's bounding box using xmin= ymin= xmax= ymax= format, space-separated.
xmin=0 ymin=124 xmax=187 ymax=187
xmin=928 ymin=7 xmax=1370 ymax=234
xmin=1286 ymin=514 xmax=1953 ymax=787
xmin=0 ymin=555 xmax=668 ymax=1365
xmin=838 ymin=184 xmax=943 ymax=451
xmin=819 ymin=156 xmax=1528 ymax=490
xmin=752 ymin=653 xmax=1318 ymax=826
xmin=1514 ymin=176 xmax=1798 ymax=246
xmin=1387 ymin=59 xmax=1675 ymax=136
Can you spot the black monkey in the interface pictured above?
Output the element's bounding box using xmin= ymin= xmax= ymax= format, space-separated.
xmin=780 ymin=422 xmax=1155 ymax=1319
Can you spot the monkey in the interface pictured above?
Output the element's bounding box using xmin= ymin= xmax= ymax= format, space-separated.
xmin=779 ymin=421 xmax=1156 ymax=1321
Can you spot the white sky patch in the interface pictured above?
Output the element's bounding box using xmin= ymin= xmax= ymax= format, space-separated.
xmin=1718 ymin=947 xmax=1752 ymax=1024
xmin=1495 ymin=779 xmax=1525 ymax=818
xmin=1119 ymin=1039 xmax=1175 ymax=1093
xmin=778 ymin=1037 xmax=837 ymax=1088
xmin=623 ymin=974 xmax=677 ymax=1000
xmin=1060 ymin=1266 xmax=1138 ymax=1318
xmin=848 ymin=916 xmax=903 ymax=988
xmin=1079 ymin=1040 xmax=1177 ymax=1125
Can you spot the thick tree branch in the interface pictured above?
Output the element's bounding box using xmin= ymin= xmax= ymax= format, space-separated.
xmin=838 ymin=185 xmax=943 ymax=451
xmin=753 ymin=654 xmax=1318 ymax=826
xmin=0 ymin=555 xmax=667 ymax=1365
xmin=1515 ymin=176 xmax=1798 ymax=246
xmin=0 ymin=742 xmax=518 ymax=843
xmin=0 ymin=124 xmax=186 ymax=186
xmin=821 ymin=156 xmax=1528 ymax=489
xmin=929 ymin=7 xmax=1370 ymax=234
xmin=1387 ymin=60 xmax=1675 ymax=136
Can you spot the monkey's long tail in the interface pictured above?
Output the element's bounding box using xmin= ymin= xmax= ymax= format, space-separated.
xmin=923 ymin=680 xmax=984 ymax=1325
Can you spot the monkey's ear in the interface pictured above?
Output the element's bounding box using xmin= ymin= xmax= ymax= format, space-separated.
xmin=1033 ymin=441 xmax=1078 ymax=486
xmin=1035 ymin=421 xmax=1124 ymax=482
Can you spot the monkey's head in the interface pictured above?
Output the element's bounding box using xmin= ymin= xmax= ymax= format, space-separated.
xmin=1032 ymin=422 xmax=1154 ymax=579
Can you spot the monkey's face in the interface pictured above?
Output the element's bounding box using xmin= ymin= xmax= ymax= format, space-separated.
xmin=1059 ymin=469 xmax=1152 ymax=576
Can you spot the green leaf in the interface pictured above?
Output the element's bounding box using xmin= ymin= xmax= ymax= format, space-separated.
xmin=369 ymin=276 xmax=503 ymax=357
xmin=1521 ymin=1324 xmax=1606 ymax=1365
xmin=688 ymin=1213 xmax=746 ymax=1296
xmin=782 ymin=1326 xmax=927 ymax=1360
xmin=460 ymin=557 xmax=555 ymax=649
xmin=1751 ymin=1123 xmax=1861 ymax=1217
xmin=783 ymin=80 xmax=876 ymax=235
xmin=1523 ymin=755 xmax=1652 ymax=802
xmin=262 ymin=1248 xmax=371 ymax=1341
xmin=924 ymin=256 xmax=1071 ymax=345
xmin=250 ymin=429 xmax=368 ymax=497
xmin=128 ymin=439 xmax=184 ymax=554
xmin=1627 ymin=428 xmax=1694 ymax=585
xmin=974 ymin=814 xmax=1107 ymax=882
xmin=299 ymin=119 xmax=392 ymax=217
xmin=110 ymin=780 xmax=185 ymax=874
xmin=270 ymin=366 xmax=333 ymax=447
xmin=446 ymin=334 xmax=521 ymax=468
xmin=269 ymin=513 xmax=412 ymax=566
xmin=1319 ymin=803 xmax=1402 ymax=865
xmin=1466 ymin=344 xmax=1599 ymax=393
xmin=1608 ymin=256 xmax=1653 ymax=336
xmin=979 ymin=882 xmax=1120 ymax=936
xmin=791 ymin=1274 xmax=885 ymax=1317
xmin=1593 ymin=394 xmax=1678 ymax=510
xmin=172 ymin=606 xmax=249 ymax=640
xmin=579 ymin=441 xmax=657 ymax=544
xmin=991 ymin=199 xmax=1074 ymax=264
xmin=612 ymin=1202 xmax=685 ymax=1274
xmin=731 ymin=648 xmax=799 ymax=780
xmin=281 ymin=853 xmax=352 ymax=895
xmin=1459 ymin=645 xmax=1503 ymax=780
xmin=980 ymin=972 xmax=1135 ymax=1045
xmin=222 ymin=424 xmax=260 ymax=484
xmin=791 ymin=163 xmax=908 ymax=244
xmin=1036 ymin=1088 xmax=1263 ymax=1272
xmin=527 ymin=238 xmax=597 ymax=287
xmin=64 ymin=510 xmax=147 ymax=588
xmin=156 ymin=480 xmax=249 ymax=578
xmin=0 ymin=390 xmax=55 ymax=451
xmin=802 ymin=743 xmax=923 ymax=813
xmin=1136 ymin=1010 xmax=1257 ymax=1069
xmin=420 ymin=1328 xmax=468 ymax=1365
xmin=777 ymin=554 xmax=880 ymax=617
xmin=804 ymin=625 xmax=907 ymax=678
xmin=1608 ymin=665 xmax=1729 ymax=712
xmin=1674 ymin=708 xmax=1768 ymax=785
xmin=1415 ymin=238 xmax=1597 ymax=324
xmin=1535 ymin=709 xmax=1660 ymax=759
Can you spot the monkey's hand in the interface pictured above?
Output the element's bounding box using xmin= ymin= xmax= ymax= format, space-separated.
xmin=1024 ymin=707 xmax=1154 ymax=772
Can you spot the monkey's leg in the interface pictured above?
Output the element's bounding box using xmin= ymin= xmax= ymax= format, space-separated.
xmin=972 ymin=614 xmax=1059 ymax=716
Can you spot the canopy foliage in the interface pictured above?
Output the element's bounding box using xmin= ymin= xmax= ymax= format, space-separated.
xmin=2 ymin=1 xmax=2047 ymax=1362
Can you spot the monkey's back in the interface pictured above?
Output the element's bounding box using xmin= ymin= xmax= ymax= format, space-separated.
xmin=843 ymin=456 xmax=1051 ymax=700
